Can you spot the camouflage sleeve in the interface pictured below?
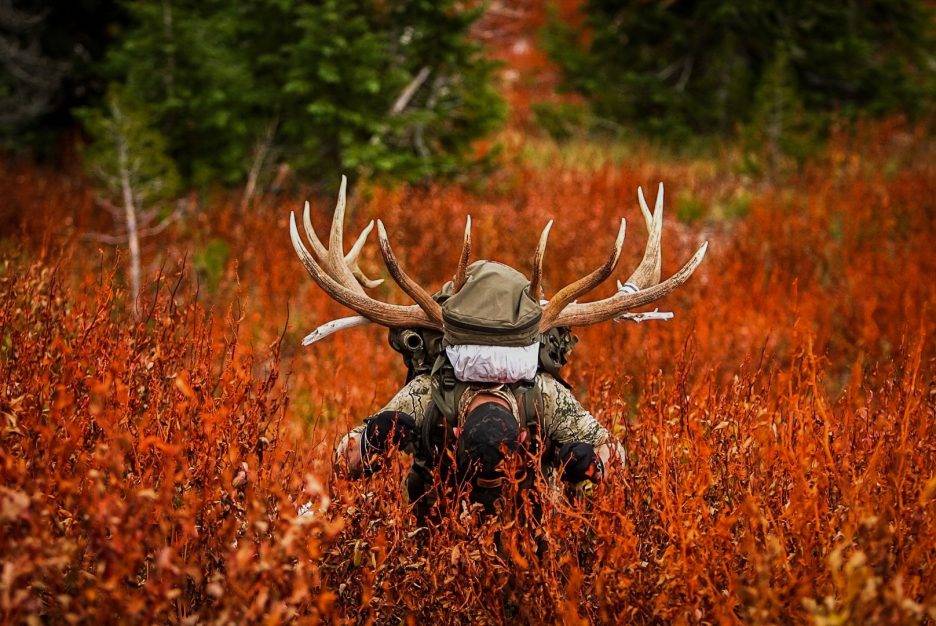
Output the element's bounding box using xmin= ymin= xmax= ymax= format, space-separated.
xmin=349 ymin=373 xmax=434 ymax=435
xmin=537 ymin=373 xmax=610 ymax=447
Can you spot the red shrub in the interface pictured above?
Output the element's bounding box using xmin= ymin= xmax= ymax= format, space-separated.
xmin=1 ymin=122 xmax=934 ymax=623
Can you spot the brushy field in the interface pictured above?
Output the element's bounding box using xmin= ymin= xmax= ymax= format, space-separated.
xmin=1 ymin=122 xmax=934 ymax=624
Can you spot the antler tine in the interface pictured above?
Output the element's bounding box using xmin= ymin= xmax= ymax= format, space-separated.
xmin=539 ymin=219 xmax=626 ymax=330
xmin=302 ymin=200 xmax=328 ymax=261
xmin=345 ymin=221 xmax=384 ymax=289
xmin=547 ymin=242 xmax=708 ymax=328
xmin=624 ymin=183 xmax=664 ymax=289
xmin=452 ymin=215 xmax=472 ymax=292
xmin=289 ymin=212 xmax=440 ymax=329
xmin=328 ymin=174 xmax=348 ymax=254
xmin=376 ymin=220 xmax=444 ymax=326
xmin=529 ymin=219 xmax=553 ymax=300
xmin=302 ymin=175 xmax=381 ymax=292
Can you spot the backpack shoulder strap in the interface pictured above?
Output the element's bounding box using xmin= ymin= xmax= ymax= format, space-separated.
xmin=421 ymin=354 xmax=467 ymax=463
xmin=512 ymin=380 xmax=544 ymax=436
xmin=429 ymin=354 xmax=467 ymax=422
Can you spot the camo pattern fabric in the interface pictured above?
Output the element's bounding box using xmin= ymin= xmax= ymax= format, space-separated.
xmin=535 ymin=373 xmax=610 ymax=447
xmin=353 ymin=373 xmax=610 ymax=448
xmin=348 ymin=374 xmax=434 ymax=436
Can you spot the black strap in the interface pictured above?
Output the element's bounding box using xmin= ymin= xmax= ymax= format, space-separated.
xmin=512 ymin=381 xmax=542 ymax=430
xmin=422 ymin=356 xmax=468 ymax=466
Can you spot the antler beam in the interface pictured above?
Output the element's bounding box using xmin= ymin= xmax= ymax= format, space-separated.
xmin=538 ymin=219 xmax=627 ymax=330
xmin=537 ymin=183 xmax=707 ymax=331
xmin=290 ymin=176 xmax=443 ymax=330
xmin=548 ymin=242 xmax=707 ymax=328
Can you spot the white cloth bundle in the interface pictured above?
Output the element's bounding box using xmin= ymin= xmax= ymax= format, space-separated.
xmin=445 ymin=343 xmax=539 ymax=383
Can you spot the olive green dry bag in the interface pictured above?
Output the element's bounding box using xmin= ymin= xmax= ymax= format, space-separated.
xmin=437 ymin=260 xmax=542 ymax=347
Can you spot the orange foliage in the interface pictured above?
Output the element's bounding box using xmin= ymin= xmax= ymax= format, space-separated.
xmin=1 ymin=122 xmax=935 ymax=623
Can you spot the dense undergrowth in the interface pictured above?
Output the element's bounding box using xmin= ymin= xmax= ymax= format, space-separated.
xmin=1 ymin=123 xmax=934 ymax=623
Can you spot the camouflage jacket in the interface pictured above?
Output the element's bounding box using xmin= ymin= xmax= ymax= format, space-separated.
xmin=351 ymin=372 xmax=610 ymax=453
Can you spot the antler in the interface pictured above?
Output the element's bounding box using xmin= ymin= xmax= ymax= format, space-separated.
xmin=623 ymin=183 xmax=664 ymax=290
xmin=538 ymin=219 xmax=627 ymax=330
xmin=452 ymin=216 xmax=472 ymax=292
xmin=538 ymin=183 xmax=708 ymax=331
xmin=290 ymin=176 xmax=442 ymax=330
xmin=301 ymin=176 xmax=383 ymax=291
xmin=529 ymin=219 xmax=552 ymax=300
xmin=376 ymin=220 xmax=444 ymax=326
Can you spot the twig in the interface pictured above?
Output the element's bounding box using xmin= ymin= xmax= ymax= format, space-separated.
xmin=240 ymin=117 xmax=278 ymax=212
xmin=82 ymin=231 xmax=127 ymax=245
xmin=367 ymin=66 xmax=431 ymax=148
xmin=83 ymin=205 xmax=183 ymax=245
xmin=390 ymin=66 xmax=431 ymax=116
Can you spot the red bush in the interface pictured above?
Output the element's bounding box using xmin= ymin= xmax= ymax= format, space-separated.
xmin=1 ymin=122 xmax=934 ymax=623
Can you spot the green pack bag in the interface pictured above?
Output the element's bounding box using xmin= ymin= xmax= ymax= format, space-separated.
xmin=388 ymin=259 xmax=576 ymax=384
xmin=437 ymin=260 xmax=542 ymax=347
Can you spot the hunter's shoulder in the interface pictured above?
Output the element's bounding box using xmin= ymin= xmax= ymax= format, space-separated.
xmin=533 ymin=372 xmax=569 ymax=396
xmin=382 ymin=374 xmax=434 ymax=415
xmin=533 ymin=371 xmax=559 ymax=387
xmin=405 ymin=373 xmax=433 ymax=391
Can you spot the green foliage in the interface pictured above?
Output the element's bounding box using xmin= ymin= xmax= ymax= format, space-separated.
xmin=194 ymin=238 xmax=230 ymax=293
xmin=78 ymin=85 xmax=179 ymax=207
xmin=99 ymin=0 xmax=505 ymax=186
xmin=742 ymin=49 xmax=823 ymax=173
xmin=674 ymin=191 xmax=706 ymax=223
xmin=531 ymin=101 xmax=592 ymax=141
xmin=722 ymin=191 xmax=752 ymax=220
xmin=544 ymin=0 xmax=934 ymax=144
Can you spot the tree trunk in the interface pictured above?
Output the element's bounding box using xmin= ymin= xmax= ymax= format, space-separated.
xmin=240 ymin=118 xmax=277 ymax=212
xmin=162 ymin=0 xmax=175 ymax=100
xmin=117 ymin=133 xmax=142 ymax=317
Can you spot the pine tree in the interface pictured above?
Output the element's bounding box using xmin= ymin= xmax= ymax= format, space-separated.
xmin=98 ymin=0 xmax=505 ymax=187
xmin=0 ymin=0 xmax=125 ymax=153
xmin=0 ymin=3 xmax=69 ymax=145
xmin=103 ymin=0 xmax=251 ymax=186
xmin=544 ymin=0 xmax=934 ymax=141
xmin=744 ymin=47 xmax=817 ymax=175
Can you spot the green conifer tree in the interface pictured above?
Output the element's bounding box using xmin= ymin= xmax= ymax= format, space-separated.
xmin=98 ymin=0 xmax=504 ymax=187
xmin=544 ymin=0 xmax=933 ymax=141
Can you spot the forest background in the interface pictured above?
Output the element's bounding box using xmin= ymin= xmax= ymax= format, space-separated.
xmin=1 ymin=1 xmax=934 ymax=623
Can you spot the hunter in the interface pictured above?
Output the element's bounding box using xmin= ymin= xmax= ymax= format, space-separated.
xmin=290 ymin=177 xmax=707 ymax=515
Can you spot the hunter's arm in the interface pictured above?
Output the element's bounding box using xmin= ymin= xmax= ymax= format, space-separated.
xmin=334 ymin=374 xmax=434 ymax=478
xmin=536 ymin=373 xmax=625 ymax=481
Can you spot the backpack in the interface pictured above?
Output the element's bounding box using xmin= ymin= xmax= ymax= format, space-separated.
xmin=439 ymin=260 xmax=542 ymax=347
xmin=388 ymin=260 xmax=578 ymax=465
xmin=389 ymin=260 xmax=577 ymax=381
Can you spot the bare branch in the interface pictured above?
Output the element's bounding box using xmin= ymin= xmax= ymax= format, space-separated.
xmin=82 ymin=231 xmax=127 ymax=245
xmin=390 ymin=66 xmax=431 ymax=116
xmin=241 ymin=117 xmax=278 ymax=211
xmin=136 ymin=208 xmax=182 ymax=238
